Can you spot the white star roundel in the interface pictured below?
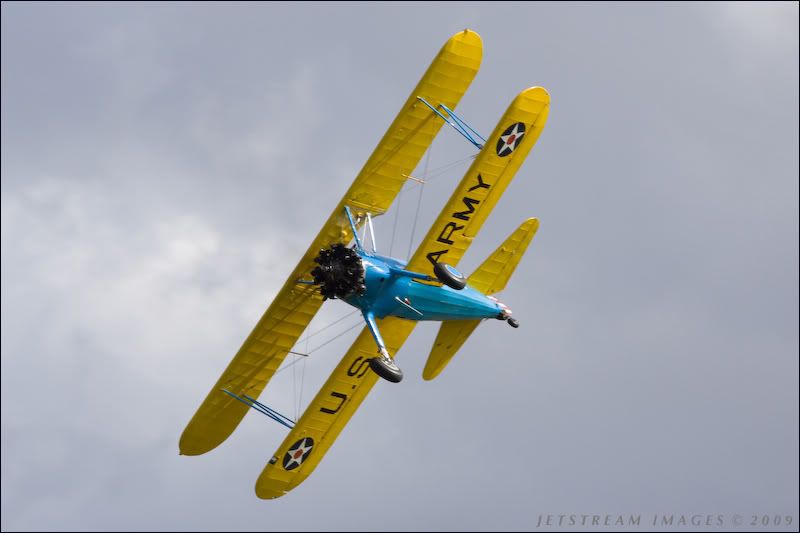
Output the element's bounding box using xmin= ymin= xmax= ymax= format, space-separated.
xmin=496 ymin=122 xmax=526 ymax=157
xmin=282 ymin=437 xmax=314 ymax=471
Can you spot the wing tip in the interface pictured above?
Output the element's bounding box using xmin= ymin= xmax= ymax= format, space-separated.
xmin=178 ymin=429 xmax=223 ymax=457
xmin=523 ymin=217 xmax=540 ymax=231
xmin=446 ymin=28 xmax=483 ymax=59
xmin=255 ymin=487 xmax=288 ymax=500
xmin=455 ymin=28 xmax=482 ymax=42
xmin=255 ymin=473 xmax=292 ymax=500
xmin=422 ymin=364 xmax=441 ymax=381
xmin=520 ymin=86 xmax=551 ymax=104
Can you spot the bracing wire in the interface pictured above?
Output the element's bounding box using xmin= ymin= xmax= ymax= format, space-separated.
xmin=280 ymin=147 xmax=476 ymax=414
xmin=389 ymin=184 xmax=401 ymax=257
xmin=295 ymin=309 xmax=360 ymax=345
xmin=425 ymin=153 xmax=477 ymax=181
xmin=305 ymin=319 xmax=364 ymax=355
xmin=273 ymin=309 xmax=363 ymax=417
xmin=292 ymin=352 xmax=297 ymax=420
xmin=299 ymin=324 xmax=309 ymax=419
xmin=389 ymin=153 xmax=475 ymax=258
xmin=405 ymin=154 xmax=477 ymax=191
xmin=407 ymin=146 xmax=432 ymax=261
xmin=298 ymin=356 xmax=306 ymax=420
xmin=283 ymin=315 xmax=363 ymax=416
xmin=276 ymin=319 xmax=364 ymax=376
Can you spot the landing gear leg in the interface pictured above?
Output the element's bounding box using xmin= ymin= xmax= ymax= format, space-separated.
xmin=369 ymin=347 xmax=404 ymax=383
xmin=362 ymin=311 xmax=403 ymax=383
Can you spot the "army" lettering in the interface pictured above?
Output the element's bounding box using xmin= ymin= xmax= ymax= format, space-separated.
xmin=426 ymin=173 xmax=492 ymax=268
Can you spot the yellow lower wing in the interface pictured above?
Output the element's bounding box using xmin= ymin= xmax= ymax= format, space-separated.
xmin=179 ymin=29 xmax=482 ymax=457
xmin=255 ymin=317 xmax=416 ymax=499
xmin=405 ymin=86 xmax=550 ymax=276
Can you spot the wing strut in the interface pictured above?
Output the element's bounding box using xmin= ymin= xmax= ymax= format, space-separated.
xmin=362 ymin=310 xmax=404 ymax=383
xmin=221 ymin=389 xmax=295 ymax=429
xmin=417 ymin=96 xmax=486 ymax=149
xmin=343 ymin=206 xmax=364 ymax=252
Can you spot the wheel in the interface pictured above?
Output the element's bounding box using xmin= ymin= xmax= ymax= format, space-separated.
xmin=369 ymin=356 xmax=404 ymax=383
xmin=433 ymin=262 xmax=466 ymax=290
xmin=507 ymin=317 xmax=519 ymax=328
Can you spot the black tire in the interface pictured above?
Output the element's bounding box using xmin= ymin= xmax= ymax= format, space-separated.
xmin=433 ymin=262 xmax=467 ymax=290
xmin=369 ymin=357 xmax=404 ymax=383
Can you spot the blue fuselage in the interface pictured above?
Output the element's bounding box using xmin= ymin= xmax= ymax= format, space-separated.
xmin=341 ymin=252 xmax=502 ymax=322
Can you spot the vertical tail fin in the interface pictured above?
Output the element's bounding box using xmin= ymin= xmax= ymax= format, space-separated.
xmin=422 ymin=218 xmax=539 ymax=380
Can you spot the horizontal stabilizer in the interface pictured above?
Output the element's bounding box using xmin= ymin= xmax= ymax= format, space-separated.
xmin=467 ymin=218 xmax=539 ymax=295
xmin=423 ymin=319 xmax=482 ymax=381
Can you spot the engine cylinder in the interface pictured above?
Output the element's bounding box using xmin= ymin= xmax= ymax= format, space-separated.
xmin=311 ymin=244 xmax=366 ymax=300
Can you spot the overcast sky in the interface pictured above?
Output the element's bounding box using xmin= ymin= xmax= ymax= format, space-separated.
xmin=2 ymin=2 xmax=798 ymax=532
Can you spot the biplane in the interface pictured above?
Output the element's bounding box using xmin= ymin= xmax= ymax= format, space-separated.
xmin=180 ymin=29 xmax=550 ymax=498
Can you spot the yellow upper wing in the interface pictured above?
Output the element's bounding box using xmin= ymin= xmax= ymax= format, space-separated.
xmin=253 ymin=86 xmax=551 ymax=496
xmin=179 ymin=29 xmax=482 ymax=457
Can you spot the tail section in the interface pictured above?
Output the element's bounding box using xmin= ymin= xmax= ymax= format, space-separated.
xmin=422 ymin=218 xmax=539 ymax=380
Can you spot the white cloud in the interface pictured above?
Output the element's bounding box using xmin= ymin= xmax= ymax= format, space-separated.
xmin=716 ymin=2 xmax=798 ymax=50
